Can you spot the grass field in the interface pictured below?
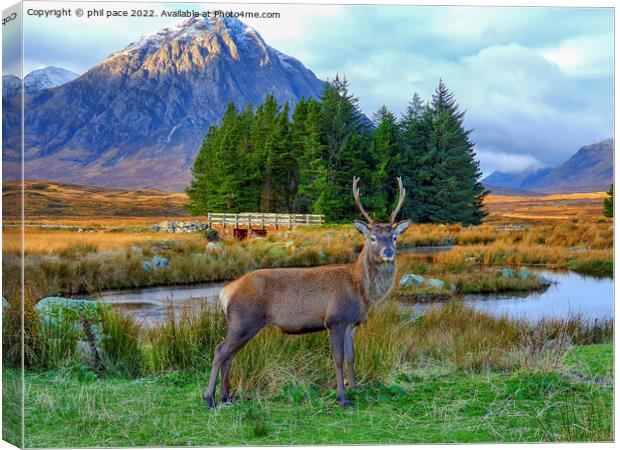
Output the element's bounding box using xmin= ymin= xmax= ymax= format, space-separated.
xmin=3 ymin=181 xmax=610 ymax=226
xmin=17 ymin=341 xmax=613 ymax=446
xmin=2 ymin=181 xmax=614 ymax=446
xmin=485 ymin=192 xmax=610 ymax=222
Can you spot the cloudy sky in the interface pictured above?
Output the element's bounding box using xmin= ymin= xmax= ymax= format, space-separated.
xmin=20 ymin=1 xmax=613 ymax=176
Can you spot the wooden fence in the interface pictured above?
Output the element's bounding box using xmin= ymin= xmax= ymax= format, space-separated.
xmin=206 ymin=213 xmax=324 ymax=229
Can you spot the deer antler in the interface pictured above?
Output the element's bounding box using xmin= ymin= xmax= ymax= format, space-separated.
xmin=352 ymin=176 xmax=374 ymax=225
xmin=389 ymin=177 xmax=406 ymax=225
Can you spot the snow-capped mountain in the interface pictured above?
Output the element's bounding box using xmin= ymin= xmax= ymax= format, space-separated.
xmin=3 ymin=17 xmax=324 ymax=191
xmin=24 ymin=66 xmax=79 ymax=94
xmin=3 ymin=67 xmax=79 ymax=97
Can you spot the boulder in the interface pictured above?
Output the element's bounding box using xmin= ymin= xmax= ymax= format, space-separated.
xmin=35 ymin=297 xmax=106 ymax=324
xmin=425 ymin=278 xmax=445 ymax=289
xmin=142 ymin=262 xmax=152 ymax=271
xmin=148 ymin=224 xmax=160 ymax=232
xmin=540 ymin=275 xmax=552 ymax=286
xmin=502 ymin=268 xmax=516 ymax=279
xmin=206 ymin=242 xmax=225 ymax=255
xmin=411 ymin=275 xmax=425 ymax=285
xmin=152 ymin=255 xmax=170 ymax=267
xmin=399 ymin=274 xmax=415 ymax=287
xmin=518 ymin=267 xmax=533 ymax=280
xmin=399 ymin=274 xmax=425 ymax=287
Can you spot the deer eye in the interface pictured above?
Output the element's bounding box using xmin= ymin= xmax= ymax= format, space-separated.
xmin=392 ymin=236 xmax=397 ymax=242
xmin=370 ymin=236 xmax=377 ymax=243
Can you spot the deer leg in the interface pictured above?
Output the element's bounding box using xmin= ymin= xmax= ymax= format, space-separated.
xmin=204 ymin=322 xmax=263 ymax=409
xmin=344 ymin=326 xmax=357 ymax=389
xmin=329 ymin=325 xmax=352 ymax=407
xmin=204 ymin=341 xmax=228 ymax=409
xmin=220 ymin=355 xmax=234 ymax=403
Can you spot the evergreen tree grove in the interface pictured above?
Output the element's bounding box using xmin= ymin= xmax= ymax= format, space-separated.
xmin=186 ymin=78 xmax=489 ymax=225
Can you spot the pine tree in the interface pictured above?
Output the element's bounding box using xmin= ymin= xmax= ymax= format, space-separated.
xmin=604 ymin=184 xmax=613 ymax=217
xmin=369 ymin=106 xmax=402 ymax=222
xmin=400 ymin=96 xmax=433 ymax=222
xmin=260 ymin=102 xmax=296 ymax=212
xmin=310 ymin=76 xmax=371 ymax=221
xmin=186 ymin=103 xmax=247 ymax=213
xmin=294 ymin=98 xmax=324 ymax=213
xmin=404 ymin=81 xmax=488 ymax=225
xmin=401 ymin=93 xmax=425 ymax=122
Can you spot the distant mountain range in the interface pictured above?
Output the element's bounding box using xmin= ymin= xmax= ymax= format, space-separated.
xmin=484 ymin=139 xmax=614 ymax=194
xmin=2 ymin=66 xmax=79 ymax=97
xmin=2 ymin=17 xmax=324 ymax=191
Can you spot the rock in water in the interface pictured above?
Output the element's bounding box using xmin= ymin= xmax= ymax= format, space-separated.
xmin=540 ymin=275 xmax=552 ymax=286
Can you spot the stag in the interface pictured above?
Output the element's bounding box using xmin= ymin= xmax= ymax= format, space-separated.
xmin=204 ymin=177 xmax=410 ymax=408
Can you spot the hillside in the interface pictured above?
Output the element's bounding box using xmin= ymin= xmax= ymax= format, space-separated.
xmin=483 ymin=139 xmax=613 ymax=193
xmin=2 ymin=181 xmax=190 ymax=220
xmin=2 ymin=17 xmax=324 ymax=191
xmin=2 ymin=181 xmax=607 ymax=226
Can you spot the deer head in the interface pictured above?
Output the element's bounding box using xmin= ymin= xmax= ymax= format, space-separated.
xmin=352 ymin=176 xmax=411 ymax=264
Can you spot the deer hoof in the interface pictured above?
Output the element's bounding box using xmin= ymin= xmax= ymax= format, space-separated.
xmin=203 ymin=394 xmax=217 ymax=409
xmin=337 ymin=397 xmax=354 ymax=407
xmin=220 ymin=393 xmax=232 ymax=404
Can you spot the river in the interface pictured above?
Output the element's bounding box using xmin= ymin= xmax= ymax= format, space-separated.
xmin=81 ymin=270 xmax=612 ymax=326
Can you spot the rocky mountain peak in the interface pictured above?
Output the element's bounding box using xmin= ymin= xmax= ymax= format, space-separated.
xmin=4 ymin=16 xmax=325 ymax=191
xmin=105 ymin=16 xmax=271 ymax=73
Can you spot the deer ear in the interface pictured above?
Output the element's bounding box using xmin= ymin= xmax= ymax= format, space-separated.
xmin=393 ymin=219 xmax=411 ymax=236
xmin=354 ymin=220 xmax=371 ymax=238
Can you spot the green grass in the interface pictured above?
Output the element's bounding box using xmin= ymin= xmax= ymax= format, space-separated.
xmin=21 ymin=344 xmax=612 ymax=447
xmin=564 ymin=343 xmax=613 ymax=379
xmin=2 ymin=369 xmax=23 ymax=448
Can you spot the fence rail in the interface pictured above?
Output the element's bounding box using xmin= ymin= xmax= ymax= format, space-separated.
xmin=206 ymin=212 xmax=324 ymax=228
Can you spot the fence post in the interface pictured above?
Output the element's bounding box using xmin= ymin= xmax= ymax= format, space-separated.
xmin=207 ymin=213 xmax=212 ymax=228
xmin=275 ymin=214 xmax=279 ymax=231
xmin=306 ymin=214 xmax=310 ymax=225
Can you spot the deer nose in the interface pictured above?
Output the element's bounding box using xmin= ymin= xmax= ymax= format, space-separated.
xmin=383 ymin=248 xmax=395 ymax=259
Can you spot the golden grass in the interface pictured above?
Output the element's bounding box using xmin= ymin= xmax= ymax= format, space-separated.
xmin=485 ymin=192 xmax=608 ymax=203
xmin=2 ymin=180 xmax=189 ymax=221
xmin=4 ymin=230 xmax=203 ymax=253
xmin=484 ymin=192 xmax=610 ymax=223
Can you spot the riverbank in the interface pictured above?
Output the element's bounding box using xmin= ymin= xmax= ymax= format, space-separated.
xmin=15 ymin=342 xmax=612 ymax=447
xmin=2 ymin=221 xmax=612 ymax=302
